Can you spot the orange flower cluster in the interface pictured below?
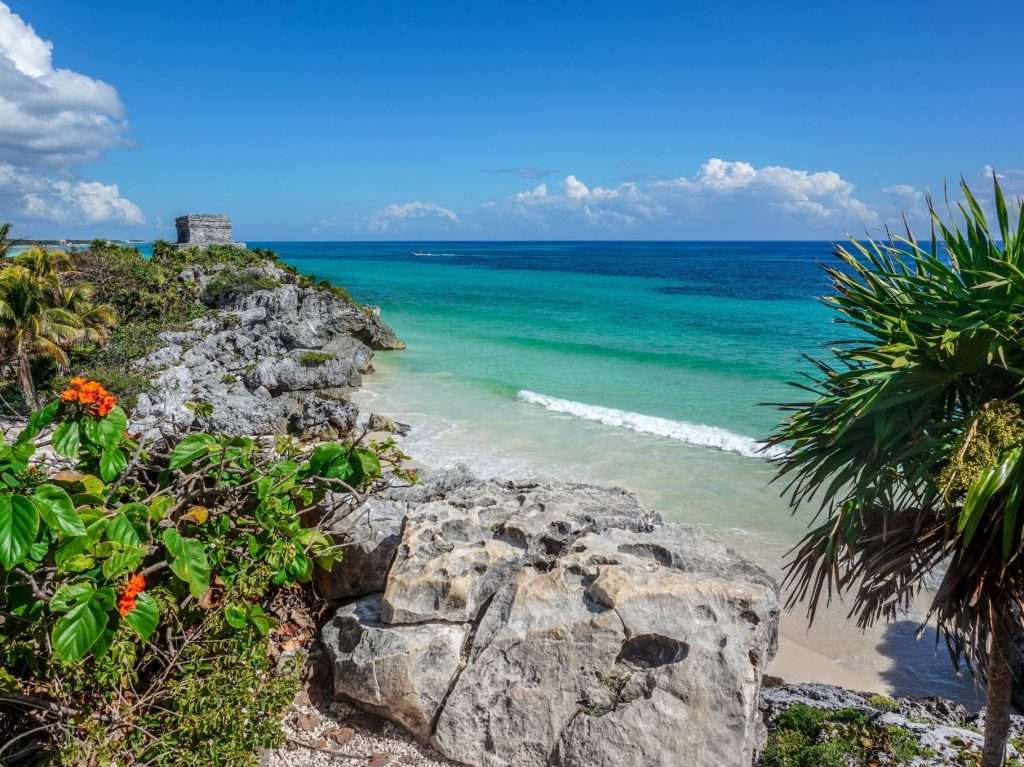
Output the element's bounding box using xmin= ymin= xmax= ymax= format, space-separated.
xmin=117 ymin=573 xmax=146 ymax=616
xmin=60 ymin=377 xmax=117 ymax=417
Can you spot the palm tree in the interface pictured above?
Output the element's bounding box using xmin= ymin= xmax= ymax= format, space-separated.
xmin=0 ymin=246 xmax=116 ymax=408
xmin=0 ymin=266 xmax=82 ymax=408
xmin=769 ymin=177 xmax=1024 ymax=767
xmin=0 ymin=223 xmax=19 ymax=259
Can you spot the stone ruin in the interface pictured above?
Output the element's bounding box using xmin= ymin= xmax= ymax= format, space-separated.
xmin=174 ymin=214 xmax=245 ymax=248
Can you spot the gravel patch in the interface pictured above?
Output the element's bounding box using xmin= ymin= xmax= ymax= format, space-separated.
xmin=264 ymin=698 xmax=459 ymax=767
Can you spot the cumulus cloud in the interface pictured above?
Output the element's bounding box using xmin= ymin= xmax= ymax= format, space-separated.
xmin=657 ymin=158 xmax=879 ymax=225
xmin=505 ymin=174 xmax=663 ymax=228
xmin=489 ymin=158 xmax=879 ymax=234
xmin=0 ymin=162 xmax=142 ymax=224
xmin=368 ymin=201 xmax=459 ymax=232
xmin=0 ymin=2 xmax=142 ymax=227
xmin=0 ymin=2 xmax=125 ymax=166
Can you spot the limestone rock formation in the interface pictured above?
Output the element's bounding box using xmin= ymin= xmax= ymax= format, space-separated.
xmin=320 ymin=469 xmax=780 ymax=767
xmin=322 ymin=595 xmax=468 ymax=739
xmin=130 ymin=259 xmax=403 ymax=439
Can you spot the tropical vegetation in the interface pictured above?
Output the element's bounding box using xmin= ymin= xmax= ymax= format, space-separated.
xmin=0 ymin=381 xmax=408 ymax=764
xmin=770 ymin=177 xmax=1024 ymax=766
xmin=0 ymin=234 xmax=407 ymax=764
xmin=0 ymin=247 xmax=115 ymax=409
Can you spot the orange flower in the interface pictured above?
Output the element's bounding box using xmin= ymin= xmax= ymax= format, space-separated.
xmin=60 ymin=378 xmax=118 ymax=417
xmin=118 ymin=572 xmax=146 ymax=616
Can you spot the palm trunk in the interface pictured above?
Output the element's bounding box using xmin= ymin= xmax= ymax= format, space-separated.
xmin=14 ymin=344 xmax=36 ymax=410
xmin=983 ymin=613 xmax=1013 ymax=767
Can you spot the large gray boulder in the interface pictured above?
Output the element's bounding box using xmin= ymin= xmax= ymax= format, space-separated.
xmin=321 ymin=474 xmax=780 ymax=767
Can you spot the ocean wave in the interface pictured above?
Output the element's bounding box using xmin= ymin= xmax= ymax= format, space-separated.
xmin=517 ymin=390 xmax=782 ymax=459
xmin=411 ymin=251 xmax=459 ymax=257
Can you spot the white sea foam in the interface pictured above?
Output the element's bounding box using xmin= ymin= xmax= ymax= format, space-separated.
xmin=517 ymin=390 xmax=782 ymax=459
xmin=411 ymin=251 xmax=458 ymax=257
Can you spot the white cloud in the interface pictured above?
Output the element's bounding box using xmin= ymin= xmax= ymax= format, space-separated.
xmin=0 ymin=161 xmax=143 ymax=224
xmin=658 ymin=158 xmax=879 ymax=225
xmin=515 ymin=183 xmax=548 ymax=203
xmin=368 ymin=201 xmax=459 ymax=232
xmin=489 ymin=158 xmax=879 ymax=234
xmin=0 ymin=2 xmax=125 ymax=166
xmin=0 ymin=3 xmax=142 ymax=228
xmin=882 ymin=184 xmax=918 ymax=197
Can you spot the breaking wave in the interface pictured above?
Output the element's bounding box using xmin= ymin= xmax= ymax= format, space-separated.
xmin=517 ymin=390 xmax=781 ymax=459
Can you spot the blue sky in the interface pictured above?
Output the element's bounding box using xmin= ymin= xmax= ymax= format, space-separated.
xmin=2 ymin=0 xmax=1021 ymax=240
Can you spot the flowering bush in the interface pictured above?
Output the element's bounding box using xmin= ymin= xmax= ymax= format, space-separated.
xmin=0 ymin=385 xmax=407 ymax=764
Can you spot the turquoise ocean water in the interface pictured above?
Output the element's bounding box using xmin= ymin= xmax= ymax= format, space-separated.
xmin=245 ymin=240 xmax=972 ymax=698
xmin=264 ymin=241 xmax=828 ymax=542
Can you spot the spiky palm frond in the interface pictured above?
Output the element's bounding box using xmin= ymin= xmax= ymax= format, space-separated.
xmin=769 ymin=176 xmax=1024 ymax=673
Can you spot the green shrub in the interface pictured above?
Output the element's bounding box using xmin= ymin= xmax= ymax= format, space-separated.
xmin=867 ymin=693 xmax=899 ymax=712
xmin=761 ymin=704 xmax=923 ymax=767
xmin=203 ymin=271 xmax=280 ymax=304
xmin=298 ymin=351 xmax=334 ymax=367
xmin=0 ymin=386 xmax=411 ymax=764
xmin=221 ymin=373 xmax=238 ymax=384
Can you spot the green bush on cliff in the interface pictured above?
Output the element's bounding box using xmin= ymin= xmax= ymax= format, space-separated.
xmin=203 ymin=271 xmax=281 ymax=304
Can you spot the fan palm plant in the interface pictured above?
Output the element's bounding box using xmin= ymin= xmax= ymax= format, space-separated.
xmin=769 ymin=177 xmax=1024 ymax=766
xmin=0 ymin=266 xmax=81 ymax=407
xmin=0 ymin=244 xmax=116 ymax=408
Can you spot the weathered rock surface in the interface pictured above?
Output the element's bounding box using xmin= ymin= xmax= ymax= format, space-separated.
xmin=314 ymin=496 xmax=407 ymax=601
xmin=322 ymin=595 xmax=469 ymax=739
xmin=321 ymin=469 xmax=780 ymax=767
xmin=130 ymin=260 xmax=402 ymax=439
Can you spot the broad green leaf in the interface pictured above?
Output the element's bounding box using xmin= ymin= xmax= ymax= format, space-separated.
xmin=61 ymin=554 xmax=96 ymax=572
xmin=248 ymin=604 xmax=275 ymax=636
xmin=162 ymin=528 xmax=211 ymax=597
xmin=169 ymin=434 xmax=216 ymax=471
xmin=80 ymin=475 xmax=105 ymax=495
xmin=51 ymin=597 xmax=109 ymax=662
xmin=52 ymin=421 xmax=81 ymax=458
xmin=107 ymin=513 xmax=142 ymax=546
xmin=101 ymin=545 xmax=145 ymax=579
xmin=149 ymin=496 xmax=172 ymax=522
xmin=50 ymin=582 xmax=95 ymax=612
xmin=16 ymin=398 xmax=60 ymax=445
xmin=33 ymin=484 xmax=85 ymax=537
xmin=224 ymin=602 xmax=249 ymax=629
xmin=83 ymin=406 xmax=128 ymax=449
xmin=99 ymin=446 xmax=128 ymax=482
xmin=0 ymin=494 xmax=40 ymax=569
xmin=351 ymin=448 xmax=381 ymax=486
xmin=91 ymin=627 xmax=116 ymax=660
xmin=287 ymin=550 xmax=312 ymax=581
xmin=123 ymin=592 xmax=159 ymax=641
xmin=308 ymin=443 xmax=345 ymax=475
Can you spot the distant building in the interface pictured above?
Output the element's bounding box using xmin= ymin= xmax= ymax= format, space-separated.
xmin=174 ymin=214 xmax=245 ymax=247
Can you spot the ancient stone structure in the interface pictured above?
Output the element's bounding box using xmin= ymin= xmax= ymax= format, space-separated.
xmin=174 ymin=214 xmax=244 ymax=247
